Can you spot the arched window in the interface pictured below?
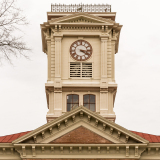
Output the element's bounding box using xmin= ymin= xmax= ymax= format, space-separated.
xmin=67 ymin=94 xmax=79 ymax=111
xmin=83 ymin=94 xmax=95 ymax=111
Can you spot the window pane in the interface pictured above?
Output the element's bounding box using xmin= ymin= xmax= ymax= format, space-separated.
xmin=67 ymin=104 xmax=72 ymax=111
xmin=84 ymin=103 xmax=89 ymax=109
xmin=90 ymin=104 xmax=95 ymax=111
xmin=90 ymin=95 xmax=95 ymax=103
xmin=67 ymin=95 xmax=72 ymax=103
xmin=73 ymin=95 xmax=79 ymax=103
xmin=72 ymin=103 xmax=79 ymax=110
xmin=83 ymin=95 xmax=89 ymax=103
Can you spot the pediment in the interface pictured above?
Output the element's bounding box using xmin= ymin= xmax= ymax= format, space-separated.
xmin=49 ymin=13 xmax=115 ymax=24
xmin=13 ymin=106 xmax=149 ymax=144
xmin=50 ymin=126 xmax=113 ymax=144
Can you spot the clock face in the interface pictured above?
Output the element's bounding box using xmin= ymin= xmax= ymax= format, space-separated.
xmin=70 ymin=40 xmax=92 ymax=61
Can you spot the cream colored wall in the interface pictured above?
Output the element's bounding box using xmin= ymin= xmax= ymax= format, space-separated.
xmin=61 ymin=36 xmax=101 ymax=80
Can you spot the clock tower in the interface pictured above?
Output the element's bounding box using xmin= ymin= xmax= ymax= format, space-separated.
xmin=40 ymin=4 xmax=122 ymax=122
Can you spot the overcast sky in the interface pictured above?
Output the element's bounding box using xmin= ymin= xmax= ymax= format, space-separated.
xmin=0 ymin=0 xmax=160 ymax=136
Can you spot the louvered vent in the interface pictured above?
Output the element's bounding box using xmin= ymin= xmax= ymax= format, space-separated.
xmin=82 ymin=63 xmax=92 ymax=77
xmin=70 ymin=62 xmax=92 ymax=78
xmin=70 ymin=63 xmax=81 ymax=77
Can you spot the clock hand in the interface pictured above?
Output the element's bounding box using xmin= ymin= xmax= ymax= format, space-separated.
xmin=80 ymin=49 xmax=86 ymax=53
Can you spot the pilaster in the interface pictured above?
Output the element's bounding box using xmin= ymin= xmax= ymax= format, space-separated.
xmin=54 ymin=36 xmax=62 ymax=78
xmin=47 ymin=40 xmax=51 ymax=81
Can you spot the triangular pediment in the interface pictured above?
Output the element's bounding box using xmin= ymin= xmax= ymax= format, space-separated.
xmin=50 ymin=126 xmax=112 ymax=144
xmin=49 ymin=13 xmax=115 ymax=24
xmin=13 ymin=106 xmax=149 ymax=144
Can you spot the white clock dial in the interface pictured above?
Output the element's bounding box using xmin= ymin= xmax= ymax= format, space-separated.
xmin=70 ymin=40 xmax=92 ymax=61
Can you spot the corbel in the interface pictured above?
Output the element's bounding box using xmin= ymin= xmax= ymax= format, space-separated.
xmin=126 ymin=135 xmax=129 ymax=143
xmin=80 ymin=111 xmax=83 ymax=118
xmin=107 ymin=28 xmax=112 ymax=34
xmin=97 ymin=147 xmax=100 ymax=154
xmin=70 ymin=147 xmax=73 ymax=153
xmin=57 ymin=123 xmax=61 ymax=130
xmin=95 ymin=119 xmax=98 ymax=127
xmin=88 ymin=147 xmax=91 ymax=153
xmin=64 ymin=119 xmax=68 ymax=126
xmin=42 ymin=131 xmax=45 ymax=139
xmin=11 ymin=148 xmax=13 ymax=154
xmin=55 ymin=25 xmax=57 ymax=31
xmin=32 ymin=146 xmax=36 ymax=157
xmin=135 ymin=146 xmax=138 ymax=157
xmin=43 ymin=31 xmax=47 ymax=38
xmin=103 ymin=123 xmax=106 ymax=130
xmin=88 ymin=115 xmax=91 ymax=122
xmin=72 ymin=115 xmax=75 ymax=122
xmin=22 ymin=146 xmax=26 ymax=157
xmin=148 ymin=148 xmax=151 ymax=155
xmin=126 ymin=146 xmax=129 ymax=157
xmin=60 ymin=147 xmax=63 ymax=153
xmin=105 ymin=26 xmax=108 ymax=32
xmin=42 ymin=146 xmax=45 ymax=153
xmin=59 ymin=25 xmax=61 ymax=31
xmin=102 ymin=25 xmax=104 ymax=31
xmin=49 ymin=127 xmax=53 ymax=134
xmin=113 ymin=29 xmax=115 ymax=38
xmin=110 ymin=127 xmax=113 ymax=134
xmin=107 ymin=147 xmax=110 ymax=154
xmin=117 ymin=131 xmax=121 ymax=139
xmin=51 ymin=147 xmax=54 ymax=153
xmin=116 ymin=146 xmax=119 ymax=153
xmin=79 ymin=147 xmax=82 ymax=153
xmin=33 ymin=135 xmax=37 ymax=143
xmin=156 ymin=148 xmax=159 ymax=154
xmin=2 ymin=148 xmax=5 ymax=154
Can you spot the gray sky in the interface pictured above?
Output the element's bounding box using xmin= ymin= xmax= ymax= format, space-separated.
xmin=0 ymin=0 xmax=160 ymax=136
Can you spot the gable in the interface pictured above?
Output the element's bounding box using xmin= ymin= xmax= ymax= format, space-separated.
xmin=50 ymin=126 xmax=112 ymax=144
xmin=49 ymin=13 xmax=115 ymax=24
xmin=13 ymin=106 xmax=149 ymax=144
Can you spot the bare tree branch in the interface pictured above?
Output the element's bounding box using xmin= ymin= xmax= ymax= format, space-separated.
xmin=0 ymin=0 xmax=31 ymax=64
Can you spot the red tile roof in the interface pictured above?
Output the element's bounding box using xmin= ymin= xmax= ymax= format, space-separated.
xmin=0 ymin=131 xmax=30 ymax=143
xmin=131 ymin=131 xmax=160 ymax=143
xmin=0 ymin=130 xmax=159 ymax=143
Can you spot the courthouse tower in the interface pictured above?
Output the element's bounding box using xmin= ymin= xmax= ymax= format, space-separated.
xmin=40 ymin=4 xmax=122 ymax=122
xmin=1 ymin=4 xmax=160 ymax=160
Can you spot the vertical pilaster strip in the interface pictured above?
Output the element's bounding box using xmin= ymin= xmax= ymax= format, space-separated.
xmin=51 ymin=34 xmax=55 ymax=80
xmin=101 ymin=37 xmax=108 ymax=78
xmin=111 ymin=41 xmax=115 ymax=82
xmin=47 ymin=40 xmax=51 ymax=81
xmin=55 ymin=36 xmax=62 ymax=78
xmin=107 ymin=38 xmax=112 ymax=79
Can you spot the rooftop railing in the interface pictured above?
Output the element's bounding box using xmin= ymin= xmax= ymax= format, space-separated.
xmin=51 ymin=4 xmax=111 ymax=12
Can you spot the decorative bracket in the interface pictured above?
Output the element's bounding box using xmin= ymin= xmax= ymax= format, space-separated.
xmin=49 ymin=127 xmax=53 ymax=134
xmin=88 ymin=115 xmax=91 ymax=122
xmin=95 ymin=119 xmax=98 ymax=127
xmin=72 ymin=115 xmax=75 ymax=122
xmin=22 ymin=146 xmax=26 ymax=157
xmin=80 ymin=111 xmax=83 ymax=118
xmin=126 ymin=146 xmax=129 ymax=157
xmin=97 ymin=147 xmax=100 ymax=154
xmin=65 ymin=119 xmax=68 ymax=126
xmin=42 ymin=131 xmax=45 ymax=139
xmin=51 ymin=147 xmax=54 ymax=153
xmin=32 ymin=146 xmax=36 ymax=157
xmin=103 ymin=123 xmax=106 ymax=130
xmin=135 ymin=146 xmax=138 ymax=157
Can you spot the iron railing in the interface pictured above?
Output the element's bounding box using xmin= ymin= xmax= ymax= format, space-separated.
xmin=51 ymin=4 xmax=111 ymax=12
